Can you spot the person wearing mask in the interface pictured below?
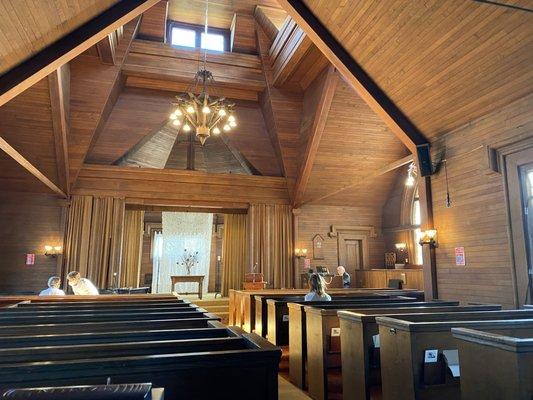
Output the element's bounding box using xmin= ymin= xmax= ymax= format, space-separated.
xmin=304 ymin=273 xmax=332 ymax=301
xmin=337 ymin=265 xmax=351 ymax=288
xmin=67 ymin=271 xmax=99 ymax=295
xmin=39 ymin=276 xmax=66 ymax=296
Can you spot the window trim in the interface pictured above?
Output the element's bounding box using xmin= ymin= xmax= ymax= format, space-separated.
xmin=167 ymin=21 xmax=230 ymax=52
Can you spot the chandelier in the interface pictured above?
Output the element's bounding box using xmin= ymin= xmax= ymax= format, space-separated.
xmin=168 ymin=0 xmax=237 ymax=145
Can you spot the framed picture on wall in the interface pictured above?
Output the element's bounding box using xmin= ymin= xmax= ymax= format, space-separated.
xmin=313 ymin=234 xmax=325 ymax=260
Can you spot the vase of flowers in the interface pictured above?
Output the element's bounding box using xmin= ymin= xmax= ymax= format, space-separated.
xmin=178 ymin=248 xmax=199 ymax=275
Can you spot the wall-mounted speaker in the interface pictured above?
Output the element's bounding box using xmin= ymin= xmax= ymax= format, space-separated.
xmin=416 ymin=144 xmax=433 ymax=176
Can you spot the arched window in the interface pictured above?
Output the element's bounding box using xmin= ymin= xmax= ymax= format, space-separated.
xmin=412 ymin=189 xmax=423 ymax=265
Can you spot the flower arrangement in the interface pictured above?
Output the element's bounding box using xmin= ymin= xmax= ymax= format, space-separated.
xmin=178 ymin=248 xmax=199 ymax=275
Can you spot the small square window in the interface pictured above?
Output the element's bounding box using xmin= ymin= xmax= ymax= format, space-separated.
xmin=171 ymin=27 xmax=196 ymax=48
xmin=201 ymin=32 xmax=225 ymax=52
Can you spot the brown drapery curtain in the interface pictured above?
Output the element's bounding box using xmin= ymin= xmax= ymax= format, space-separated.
xmin=63 ymin=195 xmax=125 ymax=289
xmin=120 ymin=210 xmax=145 ymax=288
xmin=222 ymin=214 xmax=248 ymax=297
xmin=248 ymin=204 xmax=293 ymax=289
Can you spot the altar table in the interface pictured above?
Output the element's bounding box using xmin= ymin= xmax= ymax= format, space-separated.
xmin=171 ymin=275 xmax=205 ymax=299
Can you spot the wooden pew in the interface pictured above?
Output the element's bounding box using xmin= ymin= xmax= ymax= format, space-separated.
xmin=289 ymin=300 xmax=457 ymax=392
xmin=266 ymin=296 xmax=418 ymax=346
xmin=452 ymin=322 xmax=533 ymax=400
xmin=376 ymin=310 xmax=533 ymax=400
xmin=13 ymin=300 xmax=189 ymax=310
xmin=0 ymin=309 xmax=209 ymax=325
xmin=338 ymin=305 xmax=503 ymax=400
xmin=0 ymin=305 xmax=198 ymax=317
xmin=0 ymin=327 xmax=281 ymax=400
xmin=5 ymin=294 xmax=179 ymax=304
xmin=229 ymin=288 xmax=424 ymax=333
xmin=0 ymin=314 xmax=220 ymax=336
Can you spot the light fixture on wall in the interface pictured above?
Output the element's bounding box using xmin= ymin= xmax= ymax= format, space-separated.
xmin=419 ymin=229 xmax=438 ymax=248
xmin=295 ymin=248 xmax=308 ymax=258
xmin=44 ymin=245 xmax=62 ymax=257
xmin=395 ymin=243 xmax=407 ymax=251
xmin=168 ymin=0 xmax=237 ymax=145
xmin=405 ymin=163 xmax=417 ymax=187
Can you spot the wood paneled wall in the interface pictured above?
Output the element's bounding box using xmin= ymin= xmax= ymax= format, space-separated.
xmin=296 ymin=204 xmax=386 ymax=273
xmin=0 ymin=192 xmax=65 ymax=294
xmin=429 ymin=93 xmax=533 ymax=308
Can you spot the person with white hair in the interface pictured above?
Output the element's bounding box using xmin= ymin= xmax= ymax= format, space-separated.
xmin=66 ymin=271 xmax=99 ymax=295
xmin=336 ymin=266 xmax=351 ymax=288
xmin=39 ymin=276 xmax=66 ymax=296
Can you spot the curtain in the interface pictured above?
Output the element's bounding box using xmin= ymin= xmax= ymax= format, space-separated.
xmin=151 ymin=231 xmax=163 ymax=293
xmin=248 ymin=204 xmax=293 ymax=289
xmin=222 ymin=214 xmax=248 ymax=297
xmin=63 ymin=195 xmax=125 ymax=289
xmin=155 ymin=212 xmax=213 ymax=294
xmin=120 ymin=210 xmax=145 ymax=287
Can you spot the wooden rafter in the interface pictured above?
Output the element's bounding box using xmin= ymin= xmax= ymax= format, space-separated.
xmin=96 ymin=31 xmax=118 ymax=65
xmin=0 ymin=0 xmax=159 ymax=107
xmin=0 ymin=137 xmax=66 ymax=197
xmin=48 ymin=64 xmax=70 ymax=195
xmin=293 ymin=65 xmax=338 ymax=207
xmin=305 ymin=154 xmax=414 ymax=205
xmin=276 ymin=0 xmax=432 ymax=172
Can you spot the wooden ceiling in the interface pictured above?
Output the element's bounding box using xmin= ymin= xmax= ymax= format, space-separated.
xmin=0 ymin=0 xmax=119 ymax=74
xmin=301 ymin=0 xmax=533 ymax=138
xmin=168 ymin=0 xmax=281 ymax=28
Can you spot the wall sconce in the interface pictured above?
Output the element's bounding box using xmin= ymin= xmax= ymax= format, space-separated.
xmin=295 ymin=248 xmax=308 ymax=258
xmin=419 ymin=229 xmax=438 ymax=247
xmin=395 ymin=243 xmax=407 ymax=251
xmin=44 ymin=245 xmax=62 ymax=257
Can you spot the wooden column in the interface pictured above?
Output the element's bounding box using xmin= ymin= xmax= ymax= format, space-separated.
xmin=418 ymin=176 xmax=438 ymax=299
xmin=293 ymin=208 xmax=301 ymax=288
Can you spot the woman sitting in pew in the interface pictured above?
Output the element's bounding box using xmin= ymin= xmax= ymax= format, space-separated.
xmin=39 ymin=276 xmax=65 ymax=296
xmin=304 ymin=273 xmax=332 ymax=302
xmin=67 ymin=271 xmax=99 ymax=295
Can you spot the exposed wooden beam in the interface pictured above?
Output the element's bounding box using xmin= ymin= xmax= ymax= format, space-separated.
xmin=127 ymin=204 xmax=248 ymax=214
xmin=0 ymin=137 xmax=66 ymax=197
xmin=0 ymin=0 xmax=160 ymax=107
xmin=305 ymin=154 xmax=414 ymax=205
xmin=254 ymin=5 xmax=289 ymax=41
xmin=277 ymin=0 xmax=432 ymax=172
xmin=293 ymin=65 xmax=337 ymax=207
xmin=96 ymin=31 xmax=118 ymax=65
xmin=48 ymin=64 xmax=70 ymax=195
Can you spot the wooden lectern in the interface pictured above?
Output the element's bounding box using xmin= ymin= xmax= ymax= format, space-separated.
xmin=243 ymin=273 xmax=267 ymax=290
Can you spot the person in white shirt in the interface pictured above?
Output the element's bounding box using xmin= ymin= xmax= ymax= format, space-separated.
xmin=304 ymin=273 xmax=332 ymax=302
xmin=39 ymin=276 xmax=66 ymax=296
xmin=66 ymin=271 xmax=99 ymax=295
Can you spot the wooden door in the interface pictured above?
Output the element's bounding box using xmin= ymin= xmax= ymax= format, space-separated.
xmin=345 ymin=239 xmax=362 ymax=271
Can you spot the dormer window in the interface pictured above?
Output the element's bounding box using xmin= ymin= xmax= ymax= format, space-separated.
xmin=168 ymin=22 xmax=228 ymax=52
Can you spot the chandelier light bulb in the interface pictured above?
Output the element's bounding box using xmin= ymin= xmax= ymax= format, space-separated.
xmin=202 ymin=105 xmax=211 ymax=114
xmin=175 ymin=109 xmax=183 ymax=116
xmin=223 ymin=124 xmax=231 ymax=132
xmin=169 ymin=113 xmax=177 ymax=120
xmin=172 ymin=119 xmax=181 ymax=126
xmin=229 ymin=120 xmax=237 ymax=128
xmin=213 ymin=126 xmax=221 ymax=135
xmin=228 ymin=115 xmax=235 ymax=122
xmin=186 ymin=105 xmax=195 ymax=114
xmin=218 ymin=108 xmax=226 ymax=117
xmin=183 ymin=123 xmax=191 ymax=132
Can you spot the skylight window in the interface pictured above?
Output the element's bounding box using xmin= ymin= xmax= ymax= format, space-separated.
xmin=201 ymin=32 xmax=225 ymax=52
xmin=171 ymin=27 xmax=196 ymax=48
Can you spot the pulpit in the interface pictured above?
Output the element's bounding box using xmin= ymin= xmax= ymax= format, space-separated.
xmin=243 ymin=273 xmax=267 ymax=290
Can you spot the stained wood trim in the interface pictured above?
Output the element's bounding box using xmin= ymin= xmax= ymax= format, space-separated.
xmin=276 ymin=0 xmax=429 ymax=155
xmin=306 ymin=154 xmax=413 ymax=205
xmin=48 ymin=64 xmax=70 ymax=194
xmin=293 ymin=66 xmax=337 ymax=207
xmin=96 ymin=31 xmax=118 ymax=65
xmin=127 ymin=204 xmax=248 ymax=214
xmin=0 ymin=137 xmax=66 ymax=197
xmin=328 ymin=225 xmax=377 ymax=239
xmin=0 ymin=0 xmax=160 ymax=107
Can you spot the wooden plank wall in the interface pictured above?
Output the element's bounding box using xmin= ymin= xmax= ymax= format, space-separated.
xmin=0 ymin=192 xmax=65 ymax=294
xmin=296 ymin=204 xmax=386 ymax=272
xmin=429 ymin=93 xmax=533 ymax=308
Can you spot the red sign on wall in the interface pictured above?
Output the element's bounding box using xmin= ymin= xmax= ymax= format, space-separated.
xmin=25 ymin=253 xmax=35 ymax=265
xmin=455 ymin=247 xmax=466 ymax=266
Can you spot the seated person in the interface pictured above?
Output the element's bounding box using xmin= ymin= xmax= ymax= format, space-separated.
xmin=336 ymin=265 xmax=351 ymax=288
xmin=304 ymin=273 xmax=332 ymax=302
xmin=67 ymin=271 xmax=99 ymax=295
xmin=39 ymin=276 xmax=65 ymax=296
